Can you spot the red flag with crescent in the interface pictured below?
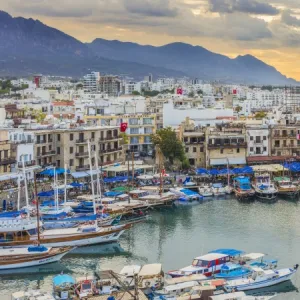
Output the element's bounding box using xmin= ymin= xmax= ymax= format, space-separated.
xmin=120 ymin=122 xmax=128 ymax=132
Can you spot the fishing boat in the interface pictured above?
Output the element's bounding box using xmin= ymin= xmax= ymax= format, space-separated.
xmin=198 ymin=185 xmax=213 ymax=197
xmin=224 ymin=266 xmax=297 ymax=292
xmin=253 ymin=173 xmax=278 ymax=202
xmin=240 ymin=253 xmax=278 ymax=270
xmin=53 ymin=274 xmax=76 ymax=300
xmin=168 ymin=253 xmax=231 ymax=278
xmin=214 ymin=263 xmax=252 ymax=280
xmin=274 ymin=176 xmax=299 ymax=198
xmin=0 ymin=245 xmax=72 ymax=270
xmin=138 ymin=263 xmax=164 ymax=292
xmin=233 ymin=176 xmax=255 ymax=202
xmin=211 ymin=183 xmax=226 ymax=197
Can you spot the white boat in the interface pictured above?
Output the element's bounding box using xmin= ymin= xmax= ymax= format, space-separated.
xmin=0 ymin=245 xmax=72 ymax=270
xmin=253 ymin=173 xmax=278 ymax=202
xmin=224 ymin=267 xmax=297 ymax=291
xmin=12 ymin=290 xmax=56 ymax=300
xmin=0 ymin=217 xmax=40 ymax=233
xmin=198 ymin=185 xmax=213 ymax=197
xmin=138 ymin=263 xmax=164 ymax=290
xmin=211 ymin=183 xmax=226 ymax=196
xmin=209 ymin=291 xmax=276 ymax=300
xmin=119 ymin=265 xmax=142 ymax=286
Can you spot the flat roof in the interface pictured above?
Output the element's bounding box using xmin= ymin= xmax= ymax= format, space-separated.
xmin=138 ymin=264 xmax=162 ymax=276
xmin=195 ymin=253 xmax=228 ymax=260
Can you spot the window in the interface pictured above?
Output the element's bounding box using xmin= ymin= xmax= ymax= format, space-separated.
xmin=69 ymin=159 xmax=74 ymax=166
xmin=144 ymin=136 xmax=151 ymax=143
xmin=130 ymin=128 xmax=139 ymax=134
xmin=57 ymin=134 xmax=61 ymax=141
xmin=143 ymin=118 xmax=153 ymax=125
xmin=91 ymin=132 xmax=95 ymax=139
xmin=56 ymin=160 xmax=61 ymax=167
xmin=91 ymin=145 xmax=96 ymax=151
xmin=275 ymin=140 xmax=280 ymax=147
xmin=193 ymin=147 xmax=197 ymax=153
xmin=185 ymin=148 xmax=189 ymax=153
xmin=70 ymin=133 xmax=73 ymax=141
xmin=57 ymin=147 xmax=60 ymax=154
xmin=70 ymin=147 xmax=73 ymax=154
xmin=237 ymin=148 xmax=240 ymax=153
xmin=144 ymin=128 xmax=153 ymax=134
xmin=263 ymin=147 xmax=267 ymax=152
xmin=220 ymin=149 xmax=223 ymax=154
xmin=200 ymin=147 xmax=204 ymax=152
xmin=129 ymin=118 xmax=139 ymax=125
xmin=250 ymin=147 xmax=254 ymax=152
xmin=130 ymin=137 xmax=139 ymax=144
xmin=291 ymin=140 xmax=294 ymax=146
xmin=250 ymin=136 xmax=253 ymax=141
xmin=263 ymin=136 xmax=267 ymax=140
xmin=283 ymin=140 xmax=287 ymax=147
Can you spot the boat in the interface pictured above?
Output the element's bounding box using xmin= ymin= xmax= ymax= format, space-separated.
xmin=240 ymin=253 xmax=278 ymax=270
xmin=170 ymin=188 xmax=202 ymax=202
xmin=198 ymin=185 xmax=213 ymax=197
xmin=233 ymin=176 xmax=255 ymax=202
xmin=253 ymin=173 xmax=278 ymax=202
xmin=138 ymin=263 xmax=164 ymax=292
xmin=119 ymin=265 xmax=142 ymax=286
xmin=209 ymin=291 xmax=277 ymax=300
xmin=274 ymin=176 xmax=299 ymax=198
xmin=168 ymin=253 xmax=231 ymax=278
xmin=129 ymin=190 xmax=177 ymax=207
xmin=211 ymin=183 xmax=227 ymax=197
xmin=53 ymin=274 xmax=76 ymax=299
xmin=224 ymin=266 xmax=297 ymax=292
xmin=0 ymin=245 xmax=72 ymax=270
xmin=214 ymin=263 xmax=252 ymax=280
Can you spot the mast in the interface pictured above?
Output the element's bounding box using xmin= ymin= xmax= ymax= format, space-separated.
xmin=64 ymin=164 xmax=67 ymax=205
xmin=21 ymin=155 xmax=29 ymax=210
xmin=87 ymin=140 xmax=97 ymax=218
xmin=158 ymin=147 xmax=163 ymax=196
xmin=34 ymin=171 xmax=41 ymax=246
xmin=17 ymin=173 xmax=20 ymax=211
xmin=227 ymin=157 xmax=230 ymax=188
xmin=54 ymin=167 xmax=59 ymax=213
xmin=94 ymin=151 xmax=102 ymax=205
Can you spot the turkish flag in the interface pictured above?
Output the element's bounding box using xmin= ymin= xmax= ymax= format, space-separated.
xmin=177 ymin=88 xmax=183 ymax=95
xmin=120 ymin=122 xmax=128 ymax=132
xmin=233 ymin=89 xmax=237 ymax=95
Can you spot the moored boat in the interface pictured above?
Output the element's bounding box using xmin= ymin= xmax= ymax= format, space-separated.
xmin=274 ymin=176 xmax=299 ymax=199
xmin=211 ymin=183 xmax=226 ymax=197
xmin=233 ymin=176 xmax=255 ymax=202
xmin=214 ymin=263 xmax=252 ymax=280
xmin=253 ymin=173 xmax=278 ymax=203
xmin=198 ymin=185 xmax=213 ymax=197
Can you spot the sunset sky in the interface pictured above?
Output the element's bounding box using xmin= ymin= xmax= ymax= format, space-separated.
xmin=2 ymin=0 xmax=300 ymax=80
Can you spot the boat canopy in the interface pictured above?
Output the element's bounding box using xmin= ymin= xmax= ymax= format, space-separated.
xmin=40 ymin=168 xmax=69 ymax=176
xmin=209 ymin=249 xmax=244 ymax=257
xmin=241 ymin=253 xmax=265 ymax=260
xmin=164 ymin=281 xmax=199 ymax=292
xmin=233 ymin=176 xmax=250 ymax=184
xmin=180 ymin=189 xmax=200 ymax=196
xmin=119 ymin=265 xmax=141 ymax=276
xmin=139 ymin=264 xmax=162 ymax=277
xmin=104 ymin=176 xmax=128 ymax=183
xmin=70 ymin=182 xmax=84 ymax=187
xmin=53 ymin=274 xmax=75 ymax=287
xmin=273 ymin=176 xmax=290 ymax=182
xmin=103 ymin=191 xmax=123 ymax=197
xmin=165 ymin=274 xmax=207 ymax=285
xmin=220 ymin=263 xmax=241 ymax=271
xmin=283 ymin=162 xmax=300 ymax=172
xmin=212 ymin=183 xmax=223 ymax=188
xmin=195 ymin=253 xmax=229 ymax=261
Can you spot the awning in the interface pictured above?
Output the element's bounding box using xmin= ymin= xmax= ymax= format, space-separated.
xmin=71 ymin=171 xmax=89 ymax=179
xmin=210 ymin=158 xmax=246 ymax=166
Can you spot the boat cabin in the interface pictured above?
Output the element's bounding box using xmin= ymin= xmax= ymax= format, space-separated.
xmin=129 ymin=190 xmax=150 ymax=200
xmin=75 ymin=275 xmax=98 ymax=298
xmin=119 ymin=265 xmax=141 ymax=286
xmin=159 ymin=280 xmax=200 ymax=296
xmin=138 ymin=263 xmax=164 ymax=289
xmin=53 ymin=274 xmax=76 ymax=300
xmin=233 ymin=176 xmax=252 ymax=190
xmin=0 ymin=229 xmax=33 ymax=244
xmin=215 ymin=263 xmax=251 ymax=279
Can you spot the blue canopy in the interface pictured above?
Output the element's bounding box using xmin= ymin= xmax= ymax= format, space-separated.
xmin=53 ymin=274 xmax=75 ymax=287
xmin=71 ymin=171 xmax=89 ymax=179
xmin=218 ymin=168 xmax=233 ymax=175
xmin=103 ymin=176 xmax=128 ymax=183
xmin=283 ymin=162 xmax=300 ymax=172
xmin=180 ymin=189 xmax=200 ymax=196
xmin=38 ymin=190 xmax=64 ymax=197
xmin=209 ymin=169 xmax=220 ymax=176
xmin=196 ymin=168 xmax=209 ymax=175
xmin=41 ymin=212 xmax=67 ymax=220
xmin=104 ymin=191 xmax=123 ymax=197
xmin=40 ymin=168 xmax=69 ymax=176
xmin=209 ymin=248 xmax=244 ymax=257
xmin=70 ymin=182 xmax=84 ymax=187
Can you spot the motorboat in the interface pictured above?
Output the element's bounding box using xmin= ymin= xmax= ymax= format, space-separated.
xmin=53 ymin=274 xmax=76 ymax=299
xmin=198 ymin=185 xmax=213 ymax=197
xmin=214 ymin=263 xmax=252 ymax=280
xmin=253 ymin=173 xmax=278 ymax=203
xmin=274 ymin=176 xmax=299 ymax=198
xmin=138 ymin=263 xmax=164 ymax=292
xmin=240 ymin=253 xmax=278 ymax=270
xmin=211 ymin=183 xmax=226 ymax=196
xmin=233 ymin=176 xmax=255 ymax=202
xmin=224 ymin=266 xmax=297 ymax=292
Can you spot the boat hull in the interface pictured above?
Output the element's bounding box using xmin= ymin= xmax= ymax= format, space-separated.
xmin=234 ymin=189 xmax=255 ymax=202
xmin=255 ymin=191 xmax=278 ymax=203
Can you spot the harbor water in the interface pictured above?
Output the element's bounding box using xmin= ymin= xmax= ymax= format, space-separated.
xmin=2 ymin=196 xmax=300 ymax=299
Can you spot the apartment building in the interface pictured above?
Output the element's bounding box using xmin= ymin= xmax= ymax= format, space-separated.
xmin=178 ymin=117 xmax=206 ymax=168
xmin=84 ymin=113 xmax=156 ymax=153
xmin=99 ymin=75 xmax=121 ymax=96
xmin=146 ymin=98 xmax=165 ymax=130
xmin=206 ymin=125 xmax=247 ymax=167
xmin=0 ymin=131 xmax=15 ymax=174
xmin=83 ymin=72 xmax=100 ymax=92
xmin=246 ymin=125 xmax=270 ymax=157
xmin=52 ymin=101 xmax=75 ymax=119
xmin=30 ymin=126 xmax=123 ymax=171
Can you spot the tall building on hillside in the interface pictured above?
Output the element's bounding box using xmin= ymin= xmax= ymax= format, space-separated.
xmin=99 ymin=75 xmax=121 ymax=96
xmin=83 ymin=72 xmax=100 ymax=92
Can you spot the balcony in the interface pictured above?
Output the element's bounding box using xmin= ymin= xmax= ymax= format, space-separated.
xmin=76 ymin=139 xmax=88 ymax=144
xmin=105 ymin=136 xmax=119 ymax=141
xmin=207 ymin=142 xmax=247 ymax=149
xmin=75 ymin=152 xmax=89 ymax=157
xmin=185 ymin=139 xmax=205 ymax=145
xmin=37 ymin=150 xmax=56 ymax=158
xmin=0 ymin=157 xmax=16 ymax=165
xmin=36 ymin=140 xmax=46 ymax=144
xmin=273 ymin=134 xmax=295 ymax=138
xmin=76 ymin=165 xmax=90 ymax=171
xmin=17 ymin=160 xmax=36 ymax=168
xmin=105 ymin=147 xmax=121 ymax=154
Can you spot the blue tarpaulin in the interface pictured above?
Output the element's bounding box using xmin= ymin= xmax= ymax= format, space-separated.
xmin=104 ymin=191 xmax=124 ymax=197
xmin=53 ymin=274 xmax=75 ymax=287
xmin=38 ymin=190 xmax=64 ymax=197
xmin=196 ymin=168 xmax=209 ymax=175
xmin=40 ymin=168 xmax=69 ymax=176
xmin=283 ymin=162 xmax=300 ymax=172
xmin=103 ymin=176 xmax=128 ymax=183
xmin=209 ymin=248 xmax=244 ymax=256
xmin=70 ymin=182 xmax=84 ymax=187
xmin=71 ymin=172 xmax=89 ymax=179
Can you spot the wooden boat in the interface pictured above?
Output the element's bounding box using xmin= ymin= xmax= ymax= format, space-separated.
xmin=129 ymin=190 xmax=177 ymax=207
xmin=138 ymin=263 xmax=164 ymax=292
xmin=253 ymin=173 xmax=278 ymax=203
xmin=0 ymin=223 xmax=131 ymax=247
xmin=274 ymin=176 xmax=299 ymax=198
xmin=0 ymin=245 xmax=72 ymax=270
xmin=233 ymin=176 xmax=255 ymax=202
xmin=211 ymin=183 xmax=226 ymax=197
xmin=198 ymin=185 xmax=213 ymax=197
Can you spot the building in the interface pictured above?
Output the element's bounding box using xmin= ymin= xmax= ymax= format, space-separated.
xmin=52 ymin=101 xmax=75 ymax=120
xmin=206 ymin=125 xmax=247 ymax=167
xmin=99 ymin=75 xmax=121 ymax=96
xmin=0 ymin=131 xmax=15 ymax=174
xmin=246 ymin=125 xmax=270 ymax=157
xmin=84 ymin=113 xmax=156 ymax=153
xmin=83 ymin=72 xmax=100 ymax=92
xmin=179 ymin=117 xmax=206 ymax=168
xmin=146 ymin=98 xmax=165 ymax=130
xmin=30 ymin=125 xmax=123 ymax=171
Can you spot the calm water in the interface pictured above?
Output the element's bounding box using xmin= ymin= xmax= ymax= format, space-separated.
xmin=2 ymin=197 xmax=300 ymax=299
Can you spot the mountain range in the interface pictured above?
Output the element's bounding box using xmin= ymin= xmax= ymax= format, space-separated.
xmin=0 ymin=10 xmax=297 ymax=84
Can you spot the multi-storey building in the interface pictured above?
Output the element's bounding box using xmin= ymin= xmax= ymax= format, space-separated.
xmin=146 ymin=98 xmax=165 ymax=130
xmin=30 ymin=126 xmax=123 ymax=171
xmin=98 ymin=75 xmax=121 ymax=96
xmin=206 ymin=125 xmax=247 ymax=167
xmin=178 ymin=117 xmax=206 ymax=168
xmin=84 ymin=113 xmax=156 ymax=153
xmin=52 ymin=101 xmax=75 ymax=120
xmin=246 ymin=125 xmax=270 ymax=157
xmin=0 ymin=131 xmax=15 ymax=174
xmin=83 ymin=72 xmax=100 ymax=92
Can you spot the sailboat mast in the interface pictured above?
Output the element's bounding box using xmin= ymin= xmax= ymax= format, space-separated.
xmin=34 ymin=171 xmax=40 ymax=246
xmin=21 ymin=155 xmax=29 ymax=209
xmin=64 ymin=164 xmax=67 ymax=205
xmin=158 ymin=147 xmax=162 ymax=196
xmin=94 ymin=152 xmax=102 ymax=205
xmin=17 ymin=173 xmax=20 ymax=211
xmin=227 ymin=157 xmax=230 ymax=187
xmin=87 ymin=140 xmax=97 ymax=216
xmin=132 ymin=152 xmax=134 ymax=187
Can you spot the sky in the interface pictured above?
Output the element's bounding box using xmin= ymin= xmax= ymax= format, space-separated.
xmin=2 ymin=0 xmax=300 ymax=80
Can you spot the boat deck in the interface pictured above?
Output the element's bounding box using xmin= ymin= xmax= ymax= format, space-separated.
xmin=88 ymin=290 xmax=147 ymax=300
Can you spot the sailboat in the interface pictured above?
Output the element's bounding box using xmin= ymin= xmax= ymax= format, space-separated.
xmin=0 ymin=172 xmax=73 ymax=270
xmin=0 ymin=141 xmax=131 ymax=248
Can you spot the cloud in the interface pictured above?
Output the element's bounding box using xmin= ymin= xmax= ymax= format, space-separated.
xmin=281 ymin=9 xmax=300 ymax=27
xmin=123 ymin=0 xmax=178 ymax=17
xmin=208 ymin=0 xmax=280 ymax=16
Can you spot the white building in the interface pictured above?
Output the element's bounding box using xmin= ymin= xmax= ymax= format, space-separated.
xmin=246 ymin=125 xmax=270 ymax=157
xmin=202 ymin=94 xmax=216 ymax=107
xmin=83 ymin=72 xmax=100 ymax=92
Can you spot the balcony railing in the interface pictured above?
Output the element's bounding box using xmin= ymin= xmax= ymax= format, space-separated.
xmin=105 ymin=136 xmax=119 ymax=141
xmin=37 ymin=150 xmax=56 ymax=158
xmin=76 ymin=165 xmax=90 ymax=171
xmin=17 ymin=160 xmax=36 ymax=168
xmin=75 ymin=152 xmax=89 ymax=157
xmin=0 ymin=157 xmax=16 ymax=165
xmin=36 ymin=140 xmax=46 ymax=144
xmin=207 ymin=142 xmax=247 ymax=149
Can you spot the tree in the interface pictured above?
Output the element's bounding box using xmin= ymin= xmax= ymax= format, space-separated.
xmin=255 ymin=111 xmax=267 ymax=119
xmin=132 ymin=91 xmax=140 ymax=96
xmin=151 ymin=127 xmax=186 ymax=164
xmin=119 ymin=132 xmax=129 ymax=145
xmin=76 ymin=83 xmax=83 ymax=89
xmin=197 ymin=89 xmax=203 ymax=95
xmin=235 ymin=105 xmax=242 ymax=113
xmin=188 ymin=91 xmax=195 ymax=98
xmin=143 ymin=90 xmax=160 ymax=97
xmin=261 ymin=85 xmax=273 ymax=92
